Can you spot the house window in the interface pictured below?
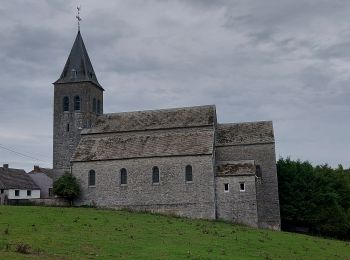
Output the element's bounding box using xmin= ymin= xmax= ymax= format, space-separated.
xmin=152 ymin=166 xmax=160 ymax=184
xmin=27 ymin=190 xmax=31 ymax=196
xmin=15 ymin=190 xmax=20 ymax=196
xmin=0 ymin=189 xmax=4 ymax=194
xmin=66 ymin=123 xmax=70 ymax=132
xmin=120 ymin=168 xmax=127 ymax=185
xmin=240 ymin=182 xmax=245 ymax=192
xmin=48 ymin=188 xmax=53 ymax=197
xmin=97 ymin=100 xmax=101 ymax=114
xmin=93 ymin=98 xmax=96 ymax=113
xmin=185 ymin=165 xmax=193 ymax=182
xmin=63 ymin=96 xmax=69 ymax=111
xmin=74 ymin=96 xmax=81 ymax=111
xmin=224 ymin=183 xmax=229 ymax=192
xmin=88 ymin=170 xmax=96 ymax=186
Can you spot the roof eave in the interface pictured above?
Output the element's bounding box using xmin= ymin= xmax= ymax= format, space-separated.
xmin=53 ymin=80 xmax=105 ymax=91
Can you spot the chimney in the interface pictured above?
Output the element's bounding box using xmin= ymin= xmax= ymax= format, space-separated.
xmin=3 ymin=164 xmax=8 ymax=169
xmin=34 ymin=165 xmax=40 ymax=172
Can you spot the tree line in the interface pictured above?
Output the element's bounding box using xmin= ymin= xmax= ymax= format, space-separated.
xmin=277 ymin=158 xmax=350 ymax=239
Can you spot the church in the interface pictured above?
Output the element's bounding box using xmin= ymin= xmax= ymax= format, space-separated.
xmin=52 ymin=29 xmax=281 ymax=230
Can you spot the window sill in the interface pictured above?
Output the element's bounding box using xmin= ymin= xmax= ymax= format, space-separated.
xmin=185 ymin=181 xmax=193 ymax=184
xmin=120 ymin=184 xmax=127 ymax=187
xmin=88 ymin=185 xmax=96 ymax=188
xmin=152 ymin=182 xmax=160 ymax=185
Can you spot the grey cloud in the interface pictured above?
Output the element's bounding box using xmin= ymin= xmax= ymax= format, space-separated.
xmin=0 ymin=0 xmax=349 ymax=171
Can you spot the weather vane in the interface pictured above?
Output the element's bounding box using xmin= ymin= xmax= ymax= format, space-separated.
xmin=76 ymin=5 xmax=82 ymax=31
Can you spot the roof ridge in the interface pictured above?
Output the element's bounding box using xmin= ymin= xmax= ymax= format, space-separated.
xmin=101 ymin=104 xmax=216 ymax=117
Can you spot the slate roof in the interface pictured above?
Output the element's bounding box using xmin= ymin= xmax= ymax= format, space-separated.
xmin=54 ymin=30 xmax=103 ymax=90
xmin=216 ymin=121 xmax=275 ymax=146
xmin=28 ymin=167 xmax=55 ymax=179
xmin=72 ymin=128 xmax=215 ymax=162
xmin=0 ymin=167 xmax=40 ymax=190
xmin=82 ymin=105 xmax=216 ymax=135
xmin=216 ymin=160 xmax=255 ymax=176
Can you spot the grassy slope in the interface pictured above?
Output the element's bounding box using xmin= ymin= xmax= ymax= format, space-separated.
xmin=0 ymin=206 xmax=349 ymax=259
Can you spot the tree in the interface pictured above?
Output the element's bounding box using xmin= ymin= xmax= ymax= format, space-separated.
xmin=53 ymin=172 xmax=81 ymax=205
xmin=277 ymin=158 xmax=350 ymax=239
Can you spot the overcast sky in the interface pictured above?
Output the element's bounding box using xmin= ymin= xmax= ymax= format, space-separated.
xmin=0 ymin=0 xmax=349 ymax=171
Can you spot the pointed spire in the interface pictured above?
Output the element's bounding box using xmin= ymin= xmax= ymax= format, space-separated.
xmin=55 ymin=31 xmax=104 ymax=90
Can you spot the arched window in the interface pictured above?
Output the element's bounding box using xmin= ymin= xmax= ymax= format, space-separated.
xmin=88 ymin=170 xmax=96 ymax=186
xmin=97 ymin=100 xmax=101 ymax=114
xmin=93 ymin=98 xmax=96 ymax=113
xmin=74 ymin=96 xmax=81 ymax=111
xmin=63 ymin=96 xmax=69 ymax=111
xmin=185 ymin=165 xmax=193 ymax=182
xmin=152 ymin=166 xmax=160 ymax=184
xmin=120 ymin=168 xmax=127 ymax=185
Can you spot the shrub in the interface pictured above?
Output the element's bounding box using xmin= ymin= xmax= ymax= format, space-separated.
xmin=53 ymin=172 xmax=81 ymax=205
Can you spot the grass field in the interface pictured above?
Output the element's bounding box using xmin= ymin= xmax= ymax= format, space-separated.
xmin=0 ymin=206 xmax=349 ymax=259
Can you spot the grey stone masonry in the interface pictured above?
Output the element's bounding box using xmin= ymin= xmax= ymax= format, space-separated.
xmin=215 ymin=122 xmax=281 ymax=230
xmin=215 ymin=160 xmax=258 ymax=227
xmin=73 ymin=155 xmax=216 ymax=219
xmin=69 ymin=107 xmax=281 ymax=229
xmin=53 ymin=82 xmax=103 ymax=175
xmin=55 ymin=28 xmax=281 ymax=230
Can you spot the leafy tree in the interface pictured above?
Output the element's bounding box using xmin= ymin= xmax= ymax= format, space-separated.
xmin=277 ymin=158 xmax=350 ymax=239
xmin=53 ymin=172 xmax=81 ymax=205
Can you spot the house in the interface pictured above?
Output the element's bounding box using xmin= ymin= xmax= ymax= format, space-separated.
xmin=28 ymin=165 xmax=54 ymax=198
xmin=0 ymin=164 xmax=40 ymax=204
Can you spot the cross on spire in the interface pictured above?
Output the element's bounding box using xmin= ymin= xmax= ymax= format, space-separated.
xmin=76 ymin=6 xmax=82 ymax=31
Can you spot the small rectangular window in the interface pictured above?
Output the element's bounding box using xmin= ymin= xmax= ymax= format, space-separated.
xmin=49 ymin=188 xmax=53 ymax=197
xmin=66 ymin=123 xmax=70 ymax=132
xmin=240 ymin=182 xmax=245 ymax=192
xmin=224 ymin=183 xmax=229 ymax=192
xmin=15 ymin=190 xmax=20 ymax=196
xmin=27 ymin=190 xmax=31 ymax=196
xmin=0 ymin=189 xmax=4 ymax=194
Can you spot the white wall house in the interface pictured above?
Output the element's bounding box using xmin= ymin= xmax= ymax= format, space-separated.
xmin=7 ymin=189 xmax=40 ymax=200
xmin=28 ymin=166 xmax=54 ymax=198
xmin=0 ymin=164 xmax=41 ymax=204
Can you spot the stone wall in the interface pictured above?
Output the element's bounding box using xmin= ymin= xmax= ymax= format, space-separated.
xmin=53 ymin=82 xmax=103 ymax=173
xmin=72 ymin=155 xmax=216 ymax=219
xmin=6 ymin=198 xmax=69 ymax=207
xmin=215 ymin=144 xmax=281 ymax=230
xmin=215 ymin=175 xmax=258 ymax=227
xmin=215 ymin=160 xmax=258 ymax=227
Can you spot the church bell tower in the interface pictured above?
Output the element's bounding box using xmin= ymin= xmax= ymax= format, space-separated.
xmin=53 ymin=29 xmax=104 ymax=177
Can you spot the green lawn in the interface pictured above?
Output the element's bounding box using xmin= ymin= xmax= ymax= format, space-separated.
xmin=0 ymin=206 xmax=349 ymax=259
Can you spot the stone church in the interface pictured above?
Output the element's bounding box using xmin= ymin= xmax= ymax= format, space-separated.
xmin=53 ymin=29 xmax=281 ymax=230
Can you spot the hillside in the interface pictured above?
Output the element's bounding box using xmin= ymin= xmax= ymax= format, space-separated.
xmin=0 ymin=206 xmax=349 ymax=259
